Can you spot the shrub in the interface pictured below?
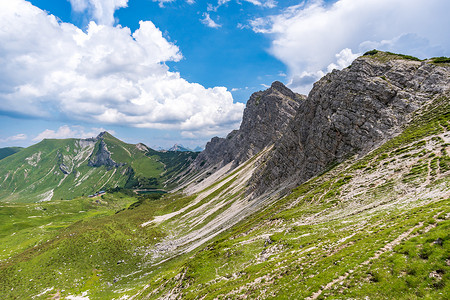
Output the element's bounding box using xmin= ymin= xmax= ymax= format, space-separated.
xmin=432 ymin=56 xmax=450 ymax=63
xmin=364 ymin=49 xmax=378 ymax=56
xmin=385 ymin=52 xmax=421 ymax=61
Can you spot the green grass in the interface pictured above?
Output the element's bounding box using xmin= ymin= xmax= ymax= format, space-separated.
xmin=1 ymin=85 xmax=449 ymax=299
xmin=0 ymin=191 xmax=194 ymax=299
xmin=0 ymin=133 xmax=196 ymax=203
xmin=0 ymin=147 xmax=23 ymax=160
xmin=363 ymin=50 xmax=422 ymax=61
xmin=432 ymin=57 xmax=450 ymax=64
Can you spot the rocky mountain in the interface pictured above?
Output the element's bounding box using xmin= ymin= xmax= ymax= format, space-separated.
xmin=247 ymin=51 xmax=450 ymax=196
xmin=192 ymin=81 xmax=305 ymax=171
xmin=168 ymin=144 xmax=192 ymax=152
xmin=1 ymin=52 xmax=449 ymax=299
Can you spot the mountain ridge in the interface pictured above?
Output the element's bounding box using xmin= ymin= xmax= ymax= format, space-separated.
xmin=0 ymin=132 xmax=196 ymax=202
xmin=0 ymin=51 xmax=449 ymax=299
xmin=191 ymin=81 xmax=305 ymax=175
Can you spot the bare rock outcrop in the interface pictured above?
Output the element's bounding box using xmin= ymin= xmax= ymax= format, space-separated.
xmin=193 ymin=81 xmax=305 ymax=170
xmin=88 ymin=132 xmax=122 ymax=169
xmin=250 ymin=53 xmax=450 ymax=195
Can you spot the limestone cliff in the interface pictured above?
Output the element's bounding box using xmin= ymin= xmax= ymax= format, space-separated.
xmin=193 ymin=81 xmax=305 ymax=170
xmin=250 ymin=52 xmax=450 ymax=195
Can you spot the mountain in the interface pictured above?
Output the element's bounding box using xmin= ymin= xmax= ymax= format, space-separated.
xmin=191 ymin=81 xmax=304 ymax=175
xmin=0 ymin=147 xmax=23 ymax=160
xmin=0 ymin=132 xmax=197 ymax=203
xmin=193 ymin=146 xmax=204 ymax=152
xmin=250 ymin=51 xmax=450 ymax=196
xmin=1 ymin=52 xmax=449 ymax=299
xmin=168 ymin=144 xmax=192 ymax=152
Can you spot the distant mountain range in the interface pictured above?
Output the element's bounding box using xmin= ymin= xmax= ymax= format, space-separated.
xmin=164 ymin=144 xmax=204 ymax=152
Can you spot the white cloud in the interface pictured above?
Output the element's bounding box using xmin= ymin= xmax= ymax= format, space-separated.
xmin=0 ymin=134 xmax=28 ymax=143
xmin=243 ymin=0 xmax=277 ymax=8
xmin=326 ymin=48 xmax=359 ymax=73
xmin=32 ymin=125 xmax=114 ymax=141
xmin=210 ymin=0 xmax=275 ymax=12
xmin=200 ymin=13 xmax=222 ymax=28
xmin=0 ymin=0 xmax=244 ymax=140
xmin=68 ymin=0 xmax=128 ymax=26
xmin=152 ymin=0 xmax=175 ymax=8
xmin=250 ymin=0 xmax=450 ymax=93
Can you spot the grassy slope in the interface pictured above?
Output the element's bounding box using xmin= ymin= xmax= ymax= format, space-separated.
xmin=131 ymin=95 xmax=450 ymax=299
xmin=0 ymin=139 xmax=81 ymax=203
xmin=0 ymin=133 xmax=193 ymax=203
xmin=0 ymin=147 xmax=23 ymax=160
xmin=0 ymin=95 xmax=448 ymax=299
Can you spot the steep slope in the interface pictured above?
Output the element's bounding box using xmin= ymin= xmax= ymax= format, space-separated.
xmin=192 ymin=81 xmax=304 ymax=172
xmin=0 ymin=132 xmax=196 ymax=203
xmin=131 ymin=94 xmax=450 ymax=299
xmin=251 ymin=52 xmax=450 ymax=196
xmin=1 ymin=85 xmax=448 ymax=300
xmin=0 ymin=147 xmax=23 ymax=160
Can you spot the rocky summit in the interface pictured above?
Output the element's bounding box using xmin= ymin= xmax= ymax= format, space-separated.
xmin=250 ymin=52 xmax=450 ymax=196
xmin=192 ymin=81 xmax=305 ymax=171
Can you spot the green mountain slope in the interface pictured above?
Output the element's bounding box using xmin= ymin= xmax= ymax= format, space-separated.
xmin=0 ymin=132 xmax=197 ymax=203
xmin=0 ymin=53 xmax=448 ymax=299
xmin=0 ymin=147 xmax=23 ymax=160
xmin=0 ymin=94 xmax=448 ymax=299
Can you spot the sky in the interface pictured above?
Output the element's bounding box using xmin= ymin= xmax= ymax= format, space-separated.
xmin=0 ymin=0 xmax=449 ymax=150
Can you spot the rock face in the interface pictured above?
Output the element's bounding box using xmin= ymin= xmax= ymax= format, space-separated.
xmin=193 ymin=81 xmax=305 ymax=170
xmin=88 ymin=132 xmax=121 ymax=169
xmin=250 ymin=53 xmax=450 ymax=195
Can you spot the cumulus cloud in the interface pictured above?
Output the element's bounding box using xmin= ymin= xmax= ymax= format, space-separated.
xmin=0 ymin=0 xmax=244 ymax=139
xmin=32 ymin=125 xmax=113 ymax=141
xmin=250 ymin=0 xmax=450 ymax=93
xmin=68 ymin=0 xmax=128 ymax=26
xmin=200 ymin=13 xmax=222 ymax=28
xmin=0 ymin=134 xmax=28 ymax=143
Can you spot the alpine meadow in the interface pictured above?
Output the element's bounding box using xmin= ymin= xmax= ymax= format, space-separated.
xmin=0 ymin=0 xmax=449 ymax=299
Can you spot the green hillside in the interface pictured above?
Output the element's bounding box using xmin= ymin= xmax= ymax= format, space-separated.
xmin=0 ymin=96 xmax=448 ymax=299
xmin=0 ymin=147 xmax=23 ymax=160
xmin=0 ymin=133 xmax=197 ymax=203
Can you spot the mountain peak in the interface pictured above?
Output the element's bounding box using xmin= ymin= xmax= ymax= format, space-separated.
xmin=251 ymin=52 xmax=450 ymax=196
xmin=270 ymin=80 xmax=287 ymax=90
xmin=96 ymin=131 xmax=110 ymax=139
xmin=168 ymin=144 xmax=192 ymax=152
xmin=269 ymin=80 xmax=297 ymax=99
xmin=192 ymin=82 xmax=304 ymax=171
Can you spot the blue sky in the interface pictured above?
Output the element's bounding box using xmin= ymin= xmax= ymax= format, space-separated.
xmin=0 ymin=0 xmax=449 ymax=149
